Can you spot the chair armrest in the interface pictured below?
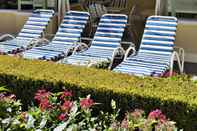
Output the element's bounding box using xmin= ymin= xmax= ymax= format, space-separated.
xmin=107 ymin=7 xmax=127 ymax=13
xmin=124 ymin=46 xmax=136 ymax=61
xmin=29 ymin=38 xmax=50 ymax=48
xmin=121 ymin=41 xmax=135 ymax=47
xmin=174 ymin=46 xmax=185 ymax=70
xmin=170 ymin=48 xmax=185 ymax=76
xmin=45 ymin=33 xmax=56 ymax=38
xmin=72 ymin=42 xmax=89 ymax=54
xmin=80 ymin=37 xmax=93 ymax=42
xmin=108 ymin=47 xmax=125 ymax=69
xmin=0 ymin=34 xmax=15 ymax=42
xmin=175 ymin=46 xmax=185 ymax=57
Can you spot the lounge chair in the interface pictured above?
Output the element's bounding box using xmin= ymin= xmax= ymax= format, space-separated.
xmin=0 ymin=9 xmax=54 ymax=54
xmin=114 ymin=16 xmax=184 ymax=77
xmin=22 ymin=11 xmax=90 ymax=61
xmin=62 ymin=14 xmax=128 ymax=69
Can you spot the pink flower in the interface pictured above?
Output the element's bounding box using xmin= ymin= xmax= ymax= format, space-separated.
xmin=148 ymin=109 xmax=167 ymax=123
xmin=159 ymin=114 xmax=167 ymax=123
xmin=80 ymin=98 xmax=94 ymax=109
xmin=60 ymin=90 xmax=72 ymax=100
xmin=58 ymin=113 xmax=66 ymax=121
xmin=0 ymin=93 xmax=5 ymax=100
xmin=130 ymin=109 xmax=144 ymax=119
xmin=34 ymin=90 xmax=52 ymax=111
xmin=61 ymin=100 xmax=73 ymax=112
xmin=163 ymin=71 xmax=176 ymax=77
xmin=34 ymin=89 xmax=50 ymax=104
xmin=8 ymin=94 xmax=16 ymax=100
xmin=0 ymin=93 xmax=16 ymax=101
xmin=121 ymin=119 xmax=128 ymax=128
xmin=39 ymin=98 xmax=52 ymax=111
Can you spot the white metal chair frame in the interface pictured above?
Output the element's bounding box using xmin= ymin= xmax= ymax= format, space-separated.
xmin=0 ymin=34 xmax=16 ymax=42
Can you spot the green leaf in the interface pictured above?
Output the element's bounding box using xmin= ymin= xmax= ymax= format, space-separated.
xmin=0 ymin=86 xmax=10 ymax=93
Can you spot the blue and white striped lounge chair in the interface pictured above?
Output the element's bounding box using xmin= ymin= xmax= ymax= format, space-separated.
xmin=22 ymin=11 xmax=90 ymax=61
xmin=0 ymin=9 xmax=54 ymax=54
xmin=114 ymin=16 xmax=184 ymax=77
xmin=62 ymin=14 xmax=127 ymax=68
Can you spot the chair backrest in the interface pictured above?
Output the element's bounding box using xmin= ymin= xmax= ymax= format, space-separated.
xmin=91 ymin=14 xmax=127 ymax=50
xmin=139 ymin=16 xmax=178 ymax=56
xmin=52 ymin=11 xmax=90 ymax=45
xmin=17 ymin=9 xmax=54 ymax=40
xmin=79 ymin=0 xmax=107 ymax=10
xmin=88 ymin=3 xmax=107 ymax=20
xmin=110 ymin=0 xmax=128 ymax=9
xmin=79 ymin=0 xmax=97 ymax=11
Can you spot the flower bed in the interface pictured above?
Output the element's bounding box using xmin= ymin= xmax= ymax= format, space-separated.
xmin=0 ymin=90 xmax=180 ymax=131
xmin=0 ymin=56 xmax=196 ymax=130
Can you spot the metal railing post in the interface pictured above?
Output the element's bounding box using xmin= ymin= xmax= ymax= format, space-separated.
xmin=155 ymin=0 xmax=168 ymax=15
xmin=169 ymin=0 xmax=176 ymax=16
xmin=18 ymin=0 xmax=21 ymax=11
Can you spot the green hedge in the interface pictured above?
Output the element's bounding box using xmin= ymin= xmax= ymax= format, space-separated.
xmin=0 ymin=56 xmax=197 ymax=130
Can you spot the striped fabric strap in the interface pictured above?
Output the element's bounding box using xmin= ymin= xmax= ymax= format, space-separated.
xmin=139 ymin=16 xmax=177 ymax=55
xmin=91 ymin=14 xmax=127 ymax=49
xmin=16 ymin=9 xmax=54 ymax=40
xmin=51 ymin=11 xmax=90 ymax=46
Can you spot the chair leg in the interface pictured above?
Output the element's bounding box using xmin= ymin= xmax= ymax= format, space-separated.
xmin=169 ymin=0 xmax=176 ymax=16
xmin=170 ymin=51 xmax=184 ymax=76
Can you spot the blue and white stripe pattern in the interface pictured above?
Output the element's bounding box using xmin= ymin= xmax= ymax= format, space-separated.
xmin=22 ymin=11 xmax=90 ymax=60
xmin=114 ymin=16 xmax=178 ymax=76
xmin=63 ymin=14 xmax=127 ymax=66
xmin=0 ymin=9 xmax=54 ymax=54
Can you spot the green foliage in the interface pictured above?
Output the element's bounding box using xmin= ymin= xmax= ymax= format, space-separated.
xmin=0 ymin=86 xmax=10 ymax=93
xmin=0 ymin=56 xmax=196 ymax=130
xmin=0 ymin=93 xmax=22 ymax=130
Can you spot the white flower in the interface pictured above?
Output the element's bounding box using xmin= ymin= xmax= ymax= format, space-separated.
xmin=6 ymin=107 xmax=12 ymax=113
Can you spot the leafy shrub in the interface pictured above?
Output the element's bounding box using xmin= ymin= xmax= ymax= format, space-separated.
xmin=0 ymin=56 xmax=196 ymax=130
xmin=0 ymin=90 xmax=179 ymax=131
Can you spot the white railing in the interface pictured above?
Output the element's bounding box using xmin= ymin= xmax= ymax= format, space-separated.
xmin=155 ymin=0 xmax=197 ymax=16
xmin=17 ymin=0 xmax=57 ymax=11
